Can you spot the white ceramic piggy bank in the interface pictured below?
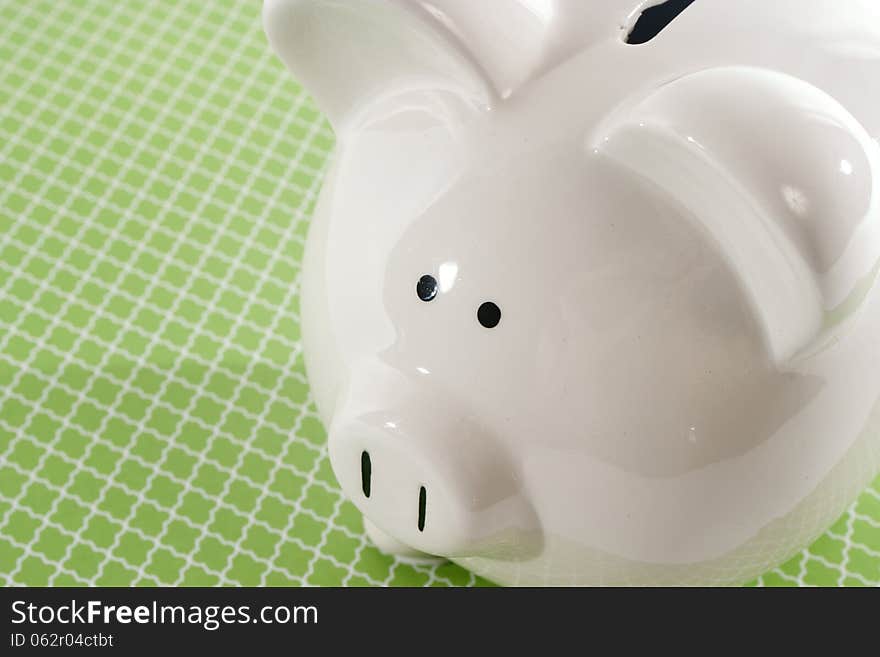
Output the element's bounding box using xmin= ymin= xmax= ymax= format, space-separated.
xmin=264 ymin=0 xmax=880 ymax=585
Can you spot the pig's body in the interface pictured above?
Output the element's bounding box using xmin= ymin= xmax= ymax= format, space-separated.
xmin=266 ymin=0 xmax=880 ymax=584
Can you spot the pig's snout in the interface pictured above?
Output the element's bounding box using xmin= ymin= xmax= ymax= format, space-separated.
xmin=328 ymin=397 xmax=541 ymax=560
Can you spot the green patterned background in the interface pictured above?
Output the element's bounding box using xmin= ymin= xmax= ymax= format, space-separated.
xmin=1 ymin=0 xmax=878 ymax=587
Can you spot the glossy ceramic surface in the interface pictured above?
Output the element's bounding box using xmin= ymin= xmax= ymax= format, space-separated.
xmin=264 ymin=0 xmax=880 ymax=585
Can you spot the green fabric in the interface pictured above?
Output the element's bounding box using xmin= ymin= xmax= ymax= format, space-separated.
xmin=0 ymin=0 xmax=877 ymax=587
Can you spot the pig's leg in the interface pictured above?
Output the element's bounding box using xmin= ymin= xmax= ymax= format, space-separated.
xmin=363 ymin=519 xmax=443 ymax=563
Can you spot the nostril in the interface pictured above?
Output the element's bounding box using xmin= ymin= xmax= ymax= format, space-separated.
xmin=361 ymin=451 xmax=371 ymax=498
xmin=418 ymin=486 xmax=427 ymax=532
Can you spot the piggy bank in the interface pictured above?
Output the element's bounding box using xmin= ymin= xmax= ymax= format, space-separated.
xmin=263 ymin=0 xmax=880 ymax=585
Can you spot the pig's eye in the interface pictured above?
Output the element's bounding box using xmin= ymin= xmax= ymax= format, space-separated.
xmin=477 ymin=301 xmax=501 ymax=329
xmin=416 ymin=274 xmax=438 ymax=302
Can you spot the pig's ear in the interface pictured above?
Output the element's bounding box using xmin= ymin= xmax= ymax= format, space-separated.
xmin=263 ymin=1 xmax=645 ymax=128
xmin=594 ymin=67 xmax=880 ymax=363
xmin=392 ymin=0 xmax=647 ymax=99
xmin=262 ymin=0 xmax=495 ymax=130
